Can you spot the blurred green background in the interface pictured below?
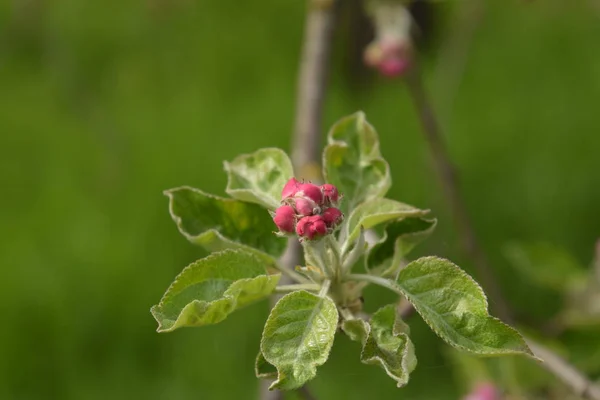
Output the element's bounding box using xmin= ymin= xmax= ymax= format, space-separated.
xmin=1 ymin=0 xmax=599 ymax=399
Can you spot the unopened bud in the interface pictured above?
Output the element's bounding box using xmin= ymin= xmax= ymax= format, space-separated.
xmin=297 ymin=183 xmax=323 ymax=205
xmin=322 ymin=207 xmax=343 ymax=228
xmin=378 ymin=56 xmax=410 ymax=77
xmin=273 ymin=205 xmax=296 ymax=233
xmin=320 ymin=184 xmax=340 ymax=205
xmin=463 ymin=383 xmax=499 ymax=400
xmin=296 ymin=215 xmax=328 ymax=240
xmin=281 ymin=177 xmax=302 ymax=200
xmin=294 ymin=198 xmax=319 ymax=216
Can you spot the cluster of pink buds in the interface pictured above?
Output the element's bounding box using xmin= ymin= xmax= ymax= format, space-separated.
xmin=273 ymin=178 xmax=343 ymax=241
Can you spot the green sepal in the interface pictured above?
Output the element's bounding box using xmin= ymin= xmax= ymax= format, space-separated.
xmin=165 ymin=187 xmax=286 ymax=262
xmin=342 ymin=304 xmax=417 ymax=387
xmin=260 ymin=290 xmax=338 ymax=390
xmin=151 ymin=249 xmax=280 ymax=332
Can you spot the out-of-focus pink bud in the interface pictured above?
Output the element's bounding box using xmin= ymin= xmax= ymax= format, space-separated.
xmin=463 ymin=383 xmax=499 ymax=400
xmin=378 ymin=56 xmax=410 ymax=77
xmin=296 ymin=215 xmax=328 ymax=240
xmin=298 ymin=183 xmax=323 ymax=205
xmin=322 ymin=207 xmax=343 ymax=227
xmin=320 ymin=184 xmax=339 ymax=205
xmin=273 ymin=205 xmax=296 ymax=233
xmin=294 ymin=198 xmax=319 ymax=216
xmin=281 ymin=177 xmax=302 ymax=199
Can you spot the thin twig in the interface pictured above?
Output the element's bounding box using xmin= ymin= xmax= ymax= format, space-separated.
xmin=260 ymin=1 xmax=338 ymax=399
xmin=404 ymin=64 xmax=600 ymax=400
xmin=405 ymin=66 xmax=512 ymax=322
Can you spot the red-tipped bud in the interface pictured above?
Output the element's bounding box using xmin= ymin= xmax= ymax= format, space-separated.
xmin=296 ymin=215 xmax=328 ymax=240
xmin=320 ymin=184 xmax=339 ymax=205
xmin=273 ymin=205 xmax=296 ymax=233
xmin=281 ymin=177 xmax=302 ymax=199
xmin=297 ymin=183 xmax=323 ymax=205
xmin=322 ymin=207 xmax=343 ymax=227
xmin=463 ymin=383 xmax=499 ymax=400
xmin=294 ymin=198 xmax=319 ymax=216
xmin=378 ymin=56 xmax=410 ymax=77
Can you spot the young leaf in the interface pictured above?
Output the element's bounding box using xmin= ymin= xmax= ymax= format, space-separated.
xmin=367 ymin=217 xmax=437 ymax=272
xmin=224 ymin=148 xmax=294 ymax=209
xmin=342 ymin=304 xmax=417 ymax=387
xmin=323 ymin=112 xmax=391 ymax=213
xmin=261 ymin=290 xmax=338 ymax=390
xmin=165 ymin=187 xmax=285 ymax=263
xmin=255 ymin=351 xmax=278 ymax=379
xmin=345 ymin=198 xmax=429 ymax=245
xmin=396 ymin=257 xmax=534 ymax=357
xmin=151 ymin=249 xmax=280 ymax=332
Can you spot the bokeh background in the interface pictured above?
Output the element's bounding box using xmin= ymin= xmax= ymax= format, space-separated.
xmin=1 ymin=0 xmax=599 ymax=399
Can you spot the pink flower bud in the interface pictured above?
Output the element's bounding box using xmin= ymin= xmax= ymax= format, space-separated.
xmin=463 ymin=383 xmax=499 ymax=400
xmin=273 ymin=205 xmax=296 ymax=233
xmin=378 ymin=56 xmax=410 ymax=77
xmin=297 ymin=183 xmax=323 ymax=205
xmin=281 ymin=177 xmax=302 ymax=200
xmin=322 ymin=207 xmax=343 ymax=227
xmin=296 ymin=215 xmax=328 ymax=240
xmin=320 ymin=184 xmax=339 ymax=204
xmin=294 ymin=198 xmax=319 ymax=217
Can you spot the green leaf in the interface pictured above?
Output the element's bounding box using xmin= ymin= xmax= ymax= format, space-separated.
xmin=260 ymin=290 xmax=338 ymax=390
xmin=165 ymin=187 xmax=286 ymax=263
xmin=503 ymin=242 xmax=587 ymax=292
xmin=367 ymin=217 xmax=437 ymax=272
xmin=342 ymin=305 xmax=417 ymax=387
xmin=151 ymin=249 xmax=280 ymax=332
xmin=345 ymin=198 xmax=429 ymax=245
xmin=396 ymin=256 xmax=534 ymax=357
xmin=323 ymin=112 xmax=391 ymax=213
xmin=255 ymin=351 xmax=278 ymax=379
xmin=224 ymin=148 xmax=294 ymax=209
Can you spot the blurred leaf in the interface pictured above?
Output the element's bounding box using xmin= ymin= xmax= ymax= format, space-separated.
xmin=323 ymin=112 xmax=391 ymax=213
xmin=367 ymin=217 xmax=437 ymax=272
xmin=224 ymin=148 xmax=293 ymax=209
xmin=255 ymin=351 xmax=277 ymax=379
xmin=165 ymin=186 xmax=286 ymax=263
xmin=342 ymin=304 xmax=417 ymax=387
xmin=396 ymin=257 xmax=534 ymax=357
xmin=503 ymin=242 xmax=587 ymax=292
xmin=260 ymin=290 xmax=338 ymax=390
xmin=345 ymin=198 xmax=428 ymax=245
xmin=151 ymin=249 xmax=280 ymax=332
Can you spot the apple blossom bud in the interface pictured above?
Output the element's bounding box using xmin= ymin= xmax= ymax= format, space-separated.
xmin=294 ymin=198 xmax=319 ymax=217
xmin=296 ymin=215 xmax=328 ymax=240
xmin=297 ymin=183 xmax=323 ymax=205
xmin=321 ymin=207 xmax=343 ymax=227
xmin=320 ymin=184 xmax=339 ymax=204
xmin=281 ymin=177 xmax=302 ymax=199
xmin=463 ymin=383 xmax=499 ymax=400
xmin=378 ymin=56 xmax=410 ymax=77
xmin=273 ymin=205 xmax=296 ymax=233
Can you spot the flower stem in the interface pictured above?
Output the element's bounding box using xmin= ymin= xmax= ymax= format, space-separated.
xmin=319 ymin=279 xmax=332 ymax=298
xmin=347 ymin=273 xmax=401 ymax=295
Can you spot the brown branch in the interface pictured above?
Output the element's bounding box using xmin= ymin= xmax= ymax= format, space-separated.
xmin=404 ymin=64 xmax=600 ymax=400
xmin=260 ymin=1 xmax=338 ymax=399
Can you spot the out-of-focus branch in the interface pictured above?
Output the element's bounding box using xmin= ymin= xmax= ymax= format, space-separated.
xmin=405 ymin=66 xmax=512 ymax=323
xmin=404 ymin=63 xmax=600 ymax=400
xmin=260 ymin=1 xmax=338 ymax=399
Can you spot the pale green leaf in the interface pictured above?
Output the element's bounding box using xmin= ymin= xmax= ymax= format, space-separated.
xmin=345 ymin=198 xmax=429 ymax=245
xmin=323 ymin=112 xmax=391 ymax=213
xmin=224 ymin=148 xmax=294 ymax=209
xmin=165 ymin=187 xmax=285 ymax=263
xmin=342 ymin=304 xmax=417 ymax=387
xmin=261 ymin=290 xmax=338 ymax=390
xmin=396 ymin=256 xmax=534 ymax=357
xmin=367 ymin=217 xmax=437 ymax=272
xmin=151 ymin=249 xmax=280 ymax=332
xmin=255 ymin=351 xmax=278 ymax=379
